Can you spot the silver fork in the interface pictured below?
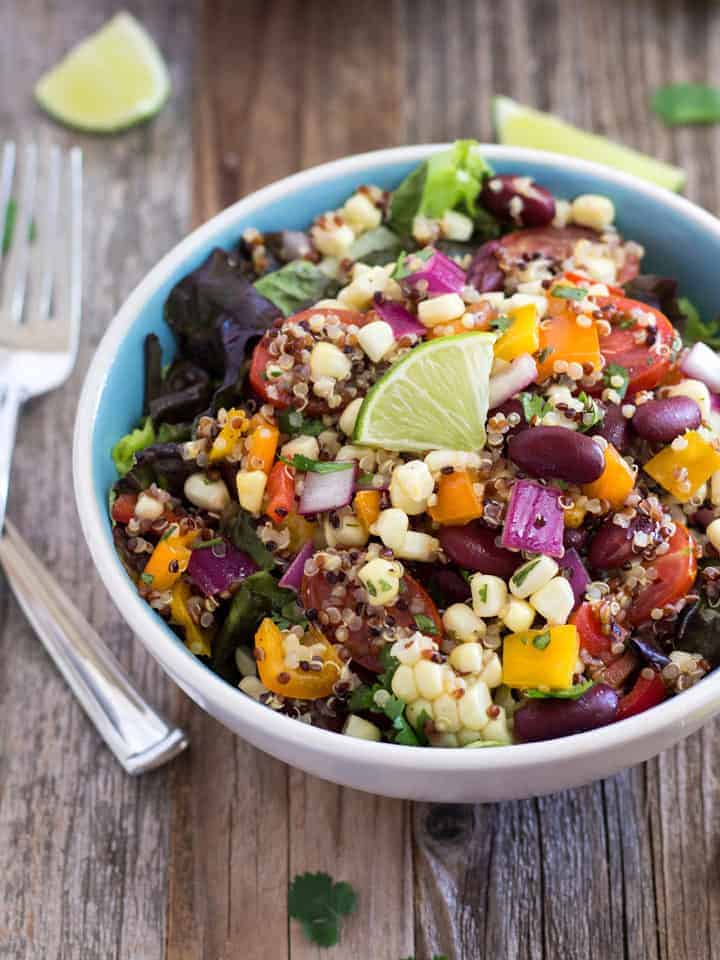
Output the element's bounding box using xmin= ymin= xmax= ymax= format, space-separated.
xmin=0 ymin=143 xmax=188 ymax=773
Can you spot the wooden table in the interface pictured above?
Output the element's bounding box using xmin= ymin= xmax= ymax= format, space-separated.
xmin=2 ymin=1 xmax=720 ymax=957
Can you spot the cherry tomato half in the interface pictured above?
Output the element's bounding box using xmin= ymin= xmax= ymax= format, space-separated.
xmin=616 ymin=671 xmax=667 ymax=721
xmin=629 ymin=523 xmax=697 ymax=627
xmin=250 ymin=307 xmax=366 ymax=409
xmin=301 ymin=570 xmax=443 ymax=673
xmin=111 ymin=493 xmax=137 ymax=525
xmin=571 ymin=601 xmax=629 ymax=665
xmin=595 ymin=296 xmax=677 ymax=395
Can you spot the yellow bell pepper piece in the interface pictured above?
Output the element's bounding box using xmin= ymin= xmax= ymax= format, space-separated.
xmin=582 ymin=443 xmax=635 ymax=509
xmin=644 ymin=430 xmax=720 ymax=502
xmin=537 ymin=311 xmax=601 ymax=381
xmin=494 ymin=303 xmax=540 ymax=362
xmin=255 ymin=618 xmax=343 ymax=700
xmin=246 ymin=423 xmax=280 ymax=474
xmin=502 ymin=625 xmax=579 ymax=690
xmin=428 ymin=469 xmax=484 ymax=525
xmin=143 ymin=524 xmax=198 ymax=591
xmin=170 ymin=580 xmax=216 ymax=657
xmin=209 ymin=407 xmax=249 ymax=462
xmin=353 ymin=490 xmax=381 ymax=530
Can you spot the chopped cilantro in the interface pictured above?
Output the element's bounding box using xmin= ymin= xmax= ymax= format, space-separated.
xmin=524 ymin=679 xmax=594 ymax=699
xmin=280 ymin=454 xmax=354 ymax=474
xmin=366 ymin=581 xmax=378 ymax=597
xmin=536 ymin=345 xmax=554 ymax=365
xmin=278 ymin=408 xmax=325 ymax=437
xmin=288 ymin=872 xmax=357 ymax=948
xmin=511 ymin=557 xmax=541 ymax=588
xmin=576 ymin=391 xmax=605 ymax=432
xmin=414 ymin=613 xmax=439 ymax=635
xmin=357 ymin=471 xmax=375 ymax=486
xmin=532 ymin=630 xmax=552 ymax=650
xmin=476 ymin=583 xmax=488 ymax=603
xmin=190 ymin=536 xmax=224 ymax=550
xmin=678 ymin=296 xmax=720 ymax=349
xmin=140 ymin=572 xmax=154 ymax=585
xmin=491 ymin=314 xmax=513 ymax=334
xmin=552 ymin=284 xmax=588 ymax=301
xmin=603 ymin=363 xmax=630 ymax=399
xmin=519 ymin=392 xmax=552 ymax=422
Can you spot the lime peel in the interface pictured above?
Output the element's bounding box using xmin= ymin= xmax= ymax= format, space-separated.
xmin=35 ymin=12 xmax=170 ymax=133
xmin=353 ymin=332 xmax=494 ymax=453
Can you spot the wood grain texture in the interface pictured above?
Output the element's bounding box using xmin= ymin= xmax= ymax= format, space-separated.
xmin=3 ymin=1 xmax=720 ymax=958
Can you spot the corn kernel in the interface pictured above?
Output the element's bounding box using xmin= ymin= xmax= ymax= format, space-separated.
xmin=478 ymin=652 xmax=503 ymax=689
xmin=135 ymin=492 xmax=164 ymax=521
xmin=358 ymin=556 xmax=402 ymax=605
xmin=406 ymin=698 xmax=433 ymax=729
xmin=570 ymin=194 xmax=615 ymax=231
xmin=418 ymin=293 xmax=466 ymax=327
xmin=529 ymin=576 xmax=575 ymax=625
xmin=707 ymin=518 xmax=720 ymax=553
xmin=235 ymin=470 xmax=267 ymax=515
xmin=357 ymin=320 xmax=395 ymax=362
xmin=458 ymin=680 xmax=492 ymax=731
xmin=501 ymin=596 xmax=536 ymax=633
xmin=339 ymin=397 xmax=364 ymax=437
xmin=449 ymin=641 xmax=485 ymax=674
xmin=342 ymin=192 xmax=382 ymax=233
xmin=470 ymin=574 xmax=508 ymax=618
xmin=414 ymin=659 xmax=445 ymax=700
xmin=391 ymin=664 xmax=419 ymax=703
xmin=312 ymin=221 xmax=355 ymax=258
xmin=442 ymin=603 xmax=486 ymax=642
xmin=323 ymin=514 xmax=368 ymax=549
xmin=371 ymin=508 xmax=409 ymax=553
xmin=481 ymin=706 xmax=511 ymax=744
xmin=441 ymin=209 xmax=474 ymax=241
xmin=281 ymin=435 xmax=320 ymax=461
xmin=394 ymin=530 xmax=439 ymax=562
xmin=185 ymin=473 xmax=231 ymax=513
xmin=310 ymin=341 xmax=351 ymax=381
xmin=509 ymin=555 xmax=559 ymax=599
xmin=433 ymin=693 xmax=461 ymax=733
xmin=390 ymin=632 xmax=434 ymax=667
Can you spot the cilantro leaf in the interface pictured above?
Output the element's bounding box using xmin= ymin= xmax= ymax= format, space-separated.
xmin=280 ymin=454 xmax=355 ymax=474
xmin=576 ymin=391 xmax=605 ymax=432
xmin=651 ymin=83 xmax=720 ymax=126
xmin=490 ymin=314 xmax=513 ymax=334
xmin=552 ymin=284 xmax=588 ymax=301
xmin=414 ymin=612 xmax=439 ymax=635
xmin=519 ymin=392 xmax=552 ymax=422
xmin=678 ymin=296 xmax=720 ymax=349
xmin=278 ymin=408 xmax=325 ymax=437
xmin=524 ymin=679 xmax=595 ymax=699
xmin=288 ymin=872 xmax=357 ymax=948
xmin=602 ymin=363 xmax=630 ymax=400
xmin=532 ymin=629 xmax=552 ymax=650
xmin=511 ymin=558 xmax=541 ymax=589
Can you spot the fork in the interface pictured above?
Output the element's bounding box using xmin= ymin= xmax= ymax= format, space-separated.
xmin=0 ymin=143 xmax=188 ymax=773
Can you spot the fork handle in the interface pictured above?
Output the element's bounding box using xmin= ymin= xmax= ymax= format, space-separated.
xmin=0 ymin=382 xmax=24 ymax=532
xmin=0 ymin=520 xmax=188 ymax=774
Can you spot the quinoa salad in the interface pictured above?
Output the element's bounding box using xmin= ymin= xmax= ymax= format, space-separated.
xmin=110 ymin=140 xmax=720 ymax=748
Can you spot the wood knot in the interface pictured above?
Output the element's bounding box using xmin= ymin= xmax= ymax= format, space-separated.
xmin=424 ymin=803 xmax=475 ymax=843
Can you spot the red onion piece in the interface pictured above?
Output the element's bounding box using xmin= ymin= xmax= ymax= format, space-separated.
xmin=681 ymin=341 xmax=720 ymax=393
xmin=187 ymin=539 xmax=258 ymax=596
xmin=559 ymin=547 xmax=590 ymax=609
xmin=298 ymin=462 xmax=357 ymax=515
xmin=278 ymin=541 xmax=314 ymax=591
xmin=373 ymin=296 xmax=425 ymax=339
xmin=400 ymin=248 xmax=466 ymax=294
xmin=489 ymin=353 xmax=538 ymax=410
xmin=501 ymin=479 xmax=565 ymax=558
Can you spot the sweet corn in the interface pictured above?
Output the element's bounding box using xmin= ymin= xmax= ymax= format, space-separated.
xmin=529 ymin=576 xmax=575 ymax=626
xmin=441 ymin=209 xmax=474 ymax=241
xmin=424 ymin=449 xmax=483 ymax=474
xmin=414 ymin=659 xmax=446 ymax=700
xmin=478 ymin=651 xmax=503 ymax=689
xmin=509 ymin=555 xmax=559 ymax=599
xmin=503 ymin=292 xmax=548 ymax=319
xmin=336 ymin=444 xmax=367 ymax=462
xmin=457 ymin=680 xmax=492 ymax=731
xmin=311 ymin=220 xmax=355 ymax=258
xmin=442 ymin=603 xmax=486 ymax=642
xmin=418 ymin=293 xmax=466 ymax=327
xmin=570 ymin=194 xmax=615 ymax=231
xmin=357 ymin=320 xmax=395 ymax=362
xmin=392 ymin=460 xmax=434 ymax=502
xmin=342 ymin=193 xmax=382 ymax=233
xmin=339 ymin=397 xmax=364 ymax=437
xmin=406 ymin=698 xmax=433 ymax=729
xmin=433 ymin=693 xmax=461 ymax=733
xmin=323 ymin=514 xmax=368 ymax=549
xmin=449 ymin=641 xmax=485 ymax=674
xmin=391 ymin=664 xmax=419 ymax=702
xmin=236 ymin=470 xmax=267 ymax=515
xmin=470 ymin=574 xmax=507 ymax=618
xmin=394 ymin=530 xmax=439 ymax=562
xmin=310 ymin=341 xmax=352 ymax=381
xmin=239 ymin=676 xmax=269 ymax=700
xmin=371 ymin=507 xmax=409 ymax=553
xmin=501 ymin=596 xmax=535 ymax=633
xmin=707 ymin=518 xmax=720 ymax=552
xmin=343 ymin=715 xmax=382 ymax=741
xmin=711 ymin=470 xmax=720 ymax=507
xmin=358 ymin=556 xmax=403 ymax=606
xmin=481 ymin=706 xmax=512 ymax=744
xmin=280 ymin=434 xmax=320 ymax=461
xmin=184 ymin=473 xmax=231 ymax=513
xmin=390 ymin=632 xmax=434 ymax=667
xmin=338 ymin=265 xmax=398 ymax=310
xmin=135 ymin=491 xmax=164 ymax=521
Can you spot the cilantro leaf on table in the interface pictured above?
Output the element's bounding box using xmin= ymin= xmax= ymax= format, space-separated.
xmin=651 ymin=83 xmax=720 ymax=126
xmin=288 ymin=872 xmax=358 ymax=948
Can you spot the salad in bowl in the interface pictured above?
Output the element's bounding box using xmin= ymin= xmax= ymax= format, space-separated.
xmin=108 ymin=140 xmax=720 ymax=752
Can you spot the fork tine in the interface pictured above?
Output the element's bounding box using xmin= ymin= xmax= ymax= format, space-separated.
xmin=1 ymin=143 xmax=37 ymax=326
xmin=0 ymin=142 xmax=16 ymax=266
xmin=50 ymin=147 xmax=82 ymax=355
xmin=27 ymin=145 xmax=61 ymax=324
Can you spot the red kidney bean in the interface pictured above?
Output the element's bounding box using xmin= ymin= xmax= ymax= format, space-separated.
xmin=631 ymin=396 xmax=701 ymax=443
xmin=479 ymin=174 xmax=556 ymax=228
xmin=692 ymin=507 xmax=715 ymax=529
xmin=508 ymin=426 xmax=605 ymax=483
xmin=466 ymin=239 xmax=504 ymax=292
xmin=591 ymin=402 xmax=629 ymax=453
xmin=588 ymin=522 xmax=635 ymax=571
xmin=563 ymin=525 xmax=588 ymax=552
xmin=513 ymin=684 xmax=619 ymax=743
xmin=498 ymin=225 xmax=596 ymax=263
xmin=438 ymin=521 xmax=519 ymax=578
xmin=490 ymin=397 xmax=526 ymax=435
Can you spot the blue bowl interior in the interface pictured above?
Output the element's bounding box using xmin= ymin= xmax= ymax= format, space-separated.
xmin=92 ymin=154 xmax=720 ymax=645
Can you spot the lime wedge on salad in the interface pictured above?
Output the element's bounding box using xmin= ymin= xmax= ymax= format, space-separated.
xmin=35 ymin=12 xmax=170 ymax=133
xmin=493 ymin=96 xmax=686 ymax=193
xmin=353 ymin=333 xmax=494 ymax=452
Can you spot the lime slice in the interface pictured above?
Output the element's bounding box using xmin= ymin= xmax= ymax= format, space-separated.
xmin=353 ymin=333 xmax=494 ymax=452
xmin=493 ymin=96 xmax=686 ymax=193
xmin=35 ymin=12 xmax=170 ymax=133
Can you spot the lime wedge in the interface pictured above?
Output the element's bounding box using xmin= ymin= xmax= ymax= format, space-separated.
xmin=493 ymin=96 xmax=686 ymax=193
xmin=353 ymin=333 xmax=494 ymax=452
xmin=35 ymin=12 xmax=170 ymax=133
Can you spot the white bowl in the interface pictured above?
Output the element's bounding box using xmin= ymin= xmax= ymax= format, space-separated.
xmin=74 ymin=144 xmax=720 ymax=801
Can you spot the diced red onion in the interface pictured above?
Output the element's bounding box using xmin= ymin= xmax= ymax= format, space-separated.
xmin=681 ymin=341 xmax=720 ymax=393
xmin=501 ymin=479 xmax=565 ymax=558
xmin=278 ymin=541 xmax=314 ymax=591
xmin=400 ymin=248 xmax=466 ymax=294
xmin=489 ymin=353 xmax=538 ymax=410
xmin=187 ymin=539 xmax=258 ymax=596
xmin=373 ymin=296 xmax=425 ymax=339
xmin=559 ymin=547 xmax=590 ymax=609
xmin=298 ymin=462 xmax=357 ymax=515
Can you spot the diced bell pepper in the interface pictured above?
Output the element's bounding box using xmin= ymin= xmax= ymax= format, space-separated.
xmin=502 ymin=625 xmax=579 ymax=690
xmin=209 ymin=407 xmax=249 ymax=462
xmin=143 ymin=524 xmax=198 ymax=591
xmin=254 ymin=617 xmax=343 ymax=699
xmin=582 ymin=443 xmax=635 ymax=508
xmin=170 ymin=579 xmax=216 ymax=657
xmin=428 ymin=469 xmax=483 ymax=525
xmin=643 ymin=430 xmax=720 ymax=501
xmin=494 ymin=303 xmax=540 ymax=362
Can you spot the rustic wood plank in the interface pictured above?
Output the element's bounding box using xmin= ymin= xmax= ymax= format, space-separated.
xmin=0 ymin=2 xmax=192 ymax=958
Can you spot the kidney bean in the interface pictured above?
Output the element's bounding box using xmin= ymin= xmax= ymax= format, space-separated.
xmin=591 ymin=402 xmax=629 ymax=453
xmin=491 ymin=397 xmax=526 ymax=435
xmin=692 ymin=507 xmax=715 ymax=529
xmin=513 ymin=684 xmax=619 ymax=743
xmin=563 ymin=526 xmax=588 ymax=552
xmin=480 ymin=174 xmax=556 ymax=228
xmin=498 ymin=225 xmax=596 ymax=263
xmin=587 ymin=522 xmax=635 ymax=571
xmin=508 ymin=426 xmax=605 ymax=483
xmin=466 ymin=239 xmax=504 ymax=293
xmin=438 ymin=521 xmax=519 ymax=578
xmin=631 ymin=396 xmax=701 ymax=443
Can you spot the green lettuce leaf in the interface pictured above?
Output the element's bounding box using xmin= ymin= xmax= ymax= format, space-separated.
xmin=111 ymin=417 xmax=156 ymax=476
xmin=254 ymin=259 xmax=332 ymax=316
xmin=348 ymin=225 xmax=402 ymax=265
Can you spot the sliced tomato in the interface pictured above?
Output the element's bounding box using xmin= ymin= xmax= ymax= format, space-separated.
xmin=571 ymin=601 xmax=628 ymax=664
xmin=629 ymin=524 xmax=697 ymax=627
xmin=111 ymin=493 xmax=137 ymax=525
xmin=560 ymin=271 xmax=624 ymax=297
xmin=250 ymin=307 xmax=366 ymax=409
xmin=616 ymin=671 xmax=667 ymax=720
xmin=301 ymin=569 xmax=443 ymax=673
xmin=595 ymin=295 xmax=677 ymax=395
